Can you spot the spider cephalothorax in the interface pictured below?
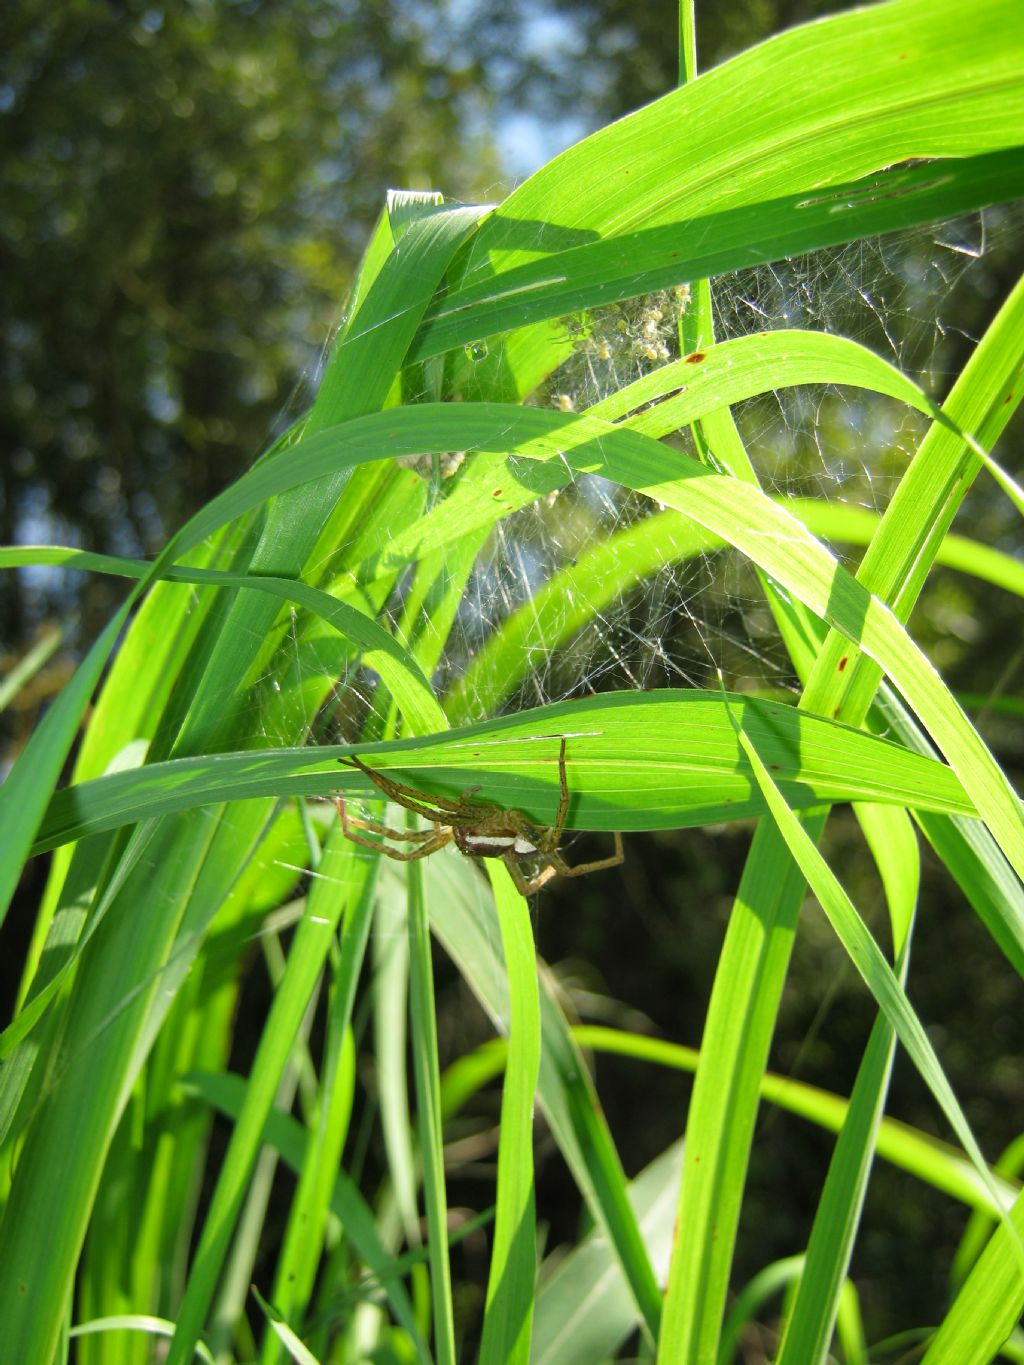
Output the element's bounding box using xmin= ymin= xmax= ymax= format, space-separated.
xmin=334 ymin=738 xmax=623 ymax=897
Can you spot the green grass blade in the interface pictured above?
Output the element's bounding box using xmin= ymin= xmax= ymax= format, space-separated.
xmin=921 ymin=1201 xmax=1024 ymax=1360
xmin=570 ymin=1027 xmax=1017 ymax=1215
xmin=0 ymin=625 xmax=62 ymax=713
xmin=68 ymin=1316 xmax=215 ymax=1364
xmin=259 ymin=841 xmax=360 ymax=1361
xmin=184 ymin=1071 xmax=429 ymax=1359
xmin=776 ymin=808 xmax=917 ymax=1365
xmin=731 ymin=710 xmax=1019 ymax=1263
xmin=407 ymin=859 xmax=457 ymax=1365
xmin=595 ymin=329 xmax=947 ymax=428
xmin=373 ymin=865 xmax=419 ymax=1246
xmin=424 ymin=855 xmax=661 ymax=1342
xmin=27 ymin=691 xmax=980 ymax=862
xmin=866 ymin=683 xmax=1024 ymax=978
xmin=163 ymin=851 xmax=374 ymax=1365
xmin=478 ymin=865 xmax=541 ymax=1365
xmin=309 ymin=203 xmax=486 ymax=429
xmin=252 ymin=1286 xmax=322 ymax=1365
xmin=530 ymin=1143 xmax=682 ymax=1365
xmin=414 ymin=152 xmax=1023 ymax=373
xmin=717 ymin=1258 xmax=805 ymax=1365
xmin=0 ymin=605 xmax=131 ymax=928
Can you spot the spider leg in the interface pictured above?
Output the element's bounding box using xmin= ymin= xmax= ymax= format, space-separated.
xmin=334 ymin=802 xmax=454 ymax=863
xmin=340 ymin=755 xmax=481 ymax=822
xmin=552 ymin=737 xmax=570 ymax=842
xmin=534 ymin=737 xmax=571 ymax=855
xmin=335 ymin=802 xmax=439 ymax=844
xmin=545 ymin=831 xmax=625 ymax=879
xmin=364 ymin=831 xmax=454 ymax=863
xmin=339 ymin=756 xmax=452 ymax=823
xmin=503 ymin=851 xmax=560 ymax=898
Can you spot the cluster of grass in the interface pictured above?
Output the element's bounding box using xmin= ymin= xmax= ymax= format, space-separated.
xmin=1 ymin=0 xmax=1023 ymax=1360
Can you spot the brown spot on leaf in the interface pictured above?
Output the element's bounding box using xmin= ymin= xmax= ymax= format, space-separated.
xmin=838 ymin=655 xmax=848 ymax=672
xmin=685 ymin=351 xmax=706 ymax=364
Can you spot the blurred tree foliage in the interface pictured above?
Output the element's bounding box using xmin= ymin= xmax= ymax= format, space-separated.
xmin=0 ymin=0 xmax=498 ymax=652
xmin=459 ymin=0 xmax=865 ymax=131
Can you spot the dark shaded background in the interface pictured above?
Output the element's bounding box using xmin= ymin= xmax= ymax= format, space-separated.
xmin=3 ymin=0 xmax=1022 ymax=1353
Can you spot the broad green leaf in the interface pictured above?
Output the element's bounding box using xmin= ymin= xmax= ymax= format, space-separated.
xmin=414 ymin=154 xmax=1024 ymax=374
xmin=531 ymin=1144 xmax=682 ymax=1365
xmin=466 ymin=0 xmax=1022 ymax=274
xmin=29 ymin=691 xmax=979 ymax=861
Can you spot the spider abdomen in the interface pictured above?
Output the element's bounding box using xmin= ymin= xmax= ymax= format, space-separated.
xmin=453 ymin=828 xmax=539 ymax=860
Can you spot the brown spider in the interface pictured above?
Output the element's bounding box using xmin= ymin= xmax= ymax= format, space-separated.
xmin=333 ymin=737 xmax=623 ymax=897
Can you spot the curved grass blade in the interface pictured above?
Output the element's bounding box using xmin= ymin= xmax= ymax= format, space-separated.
xmin=569 ymin=1028 xmax=1017 ymax=1216
xmin=730 ymin=708 xmax=1021 ymax=1269
xmin=372 ymin=328 xmax=981 ymax=580
xmin=27 ymin=690 xmax=979 ymax=863
xmin=0 ymin=555 xmax=444 ymax=737
xmin=445 ymin=501 xmax=1024 ymax=725
xmin=68 ymin=1316 xmax=216 ymax=1364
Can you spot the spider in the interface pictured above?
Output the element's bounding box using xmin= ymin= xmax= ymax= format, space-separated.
xmin=334 ymin=737 xmax=623 ymax=897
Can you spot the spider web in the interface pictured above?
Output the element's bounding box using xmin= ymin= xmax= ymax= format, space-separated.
xmin=198 ymin=197 xmax=1024 ymax=772
xmin=329 ymin=207 xmax=1019 ymax=738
